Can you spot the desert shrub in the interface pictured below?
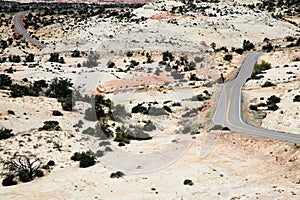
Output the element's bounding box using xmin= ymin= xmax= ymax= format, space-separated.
xmin=47 ymin=160 xmax=55 ymax=166
xmin=162 ymin=51 xmax=174 ymax=62
xmin=293 ymin=95 xmax=300 ymax=102
xmin=172 ymin=102 xmax=182 ymax=107
xmin=251 ymin=61 xmax=271 ymax=79
xmin=52 ymin=110 xmax=63 ymax=116
xmin=262 ymin=42 xmax=273 ymax=52
xmin=114 ymin=127 xmax=130 ymax=144
xmin=191 ymin=94 xmax=209 ymax=101
xmin=7 ymin=110 xmax=14 ymax=115
xmin=243 ymin=40 xmax=255 ymax=51
xmin=267 ymin=95 xmax=281 ymax=105
xmin=9 ymin=84 xmax=29 ymax=97
xmin=132 ymin=104 xmax=148 ymax=114
xmin=25 ymin=53 xmax=34 ymax=62
xmin=60 ymin=96 xmax=73 ymax=111
xmin=45 ymin=78 xmax=72 ymax=99
xmin=107 ymin=61 xmax=115 ymax=68
xmin=39 ymin=121 xmax=61 ymax=131
xmin=114 ymin=126 xmax=152 ymax=144
xmin=0 ymin=128 xmax=14 ymax=140
xmin=126 ymin=51 xmax=133 ymax=57
xmin=223 ymin=54 xmax=233 ymax=62
xmin=48 ymin=53 xmax=59 ymax=62
xmin=163 ymin=105 xmax=172 ymax=113
xmin=249 ymin=105 xmax=258 ymax=111
xmin=267 ymin=103 xmax=279 ymax=111
xmin=110 ymin=171 xmax=125 ymax=178
xmin=1 ymin=154 xmax=45 ymax=184
xmin=0 ymin=74 xmax=12 ymax=87
xmin=183 ymin=179 xmax=194 ymax=186
xmin=82 ymin=121 xmax=113 ymax=139
xmin=261 ymin=81 xmax=276 ymax=87
xmin=71 ymin=50 xmax=80 ymax=57
xmin=71 ymin=151 xmax=96 ymax=168
xmin=8 ymin=55 xmax=21 ymax=63
xmin=210 ymin=125 xmax=223 ymax=130
xmin=33 ymin=80 xmax=48 ymax=89
xmin=35 ymin=169 xmax=44 ymax=177
xmin=84 ymin=95 xmax=112 ymax=121
xmin=234 ymin=48 xmax=244 ymax=55
xmin=2 ymin=174 xmax=17 ymax=186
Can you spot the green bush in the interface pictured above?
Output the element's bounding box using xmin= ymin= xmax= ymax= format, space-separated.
xmin=71 ymin=151 xmax=96 ymax=168
xmin=60 ymin=96 xmax=73 ymax=111
xmin=35 ymin=169 xmax=44 ymax=177
xmin=251 ymin=61 xmax=271 ymax=79
xmin=262 ymin=42 xmax=273 ymax=52
xmin=0 ymin=128 xmax=14 ymax=140
xmin=0 ymin=74 xmax=12 ymax=87
xmin=47 ymin=160 xmax=55 ymax=166
xmin=114 ymin=126 xmax=152 ymax=144
xmin=48 ymin=53 xmax=61 ymax=63
xmin=249 ymin=105 xmax=258 ymax=111
xmin=39 ymin=121 xmax=61 ymax=131
xmin=2 ymin=174 xmax=17 ymax=186
xmin=267 ymin=103 xmax=279 ymax=111
xmin=293 ymin=95 xmax=300 ymax=102
xmin=267 ymin=95 xmax=281 ymax=105
xmin=71 ymin=50 xmax=80 ymax=57
xmin=45 ymin=78 xmax=72 ymax=99
xmin=10 ymin=84 xmax=29 ymax=97
xmin=243 ymin=40 xmax=255 ymax=51
xmin=18 ymin=169 xmax=31 ymax=182
xmin=223 ymin=54 xmax=233 ymax=62
xmin=261 ymin=81 xmax=276 ymax=87
xmin=110 ymin=171 xmax=125 ymax=178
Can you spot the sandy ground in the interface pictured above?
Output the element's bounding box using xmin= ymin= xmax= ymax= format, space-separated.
xmin=1 ymin=1 xmax=300 ymax=199
xmin=0 ymin=131 xmax=299 ymax=200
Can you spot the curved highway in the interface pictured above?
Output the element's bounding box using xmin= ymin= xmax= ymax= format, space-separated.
xmin=14 ymin=11 xmax=46 ymax=48
xmin=213 ymin=52 xmax=300 ymax=144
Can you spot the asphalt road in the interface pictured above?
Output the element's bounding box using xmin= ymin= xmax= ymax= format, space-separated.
xmin=14 ymin=11 xmax=46 ymax=48
xmin=213 ymin=52 xmax=300 ymax=144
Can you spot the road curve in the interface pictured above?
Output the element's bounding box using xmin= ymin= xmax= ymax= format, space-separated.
xmin=14 ymin=11 xmax=46 ymax=48
xmin=213 ymin=52 xmax=300 ymax=144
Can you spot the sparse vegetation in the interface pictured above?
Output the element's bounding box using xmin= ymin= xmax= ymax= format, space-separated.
xmin=38 ymin=121 xmax=61 ymax=131
xmin=0 ymin=128 xmax=14 ymax=140
xmin=183 ymin=179 xmax=194 ymax=186
xmin=293 ymin=95 xmax=300 ymax=102
xmin=261 ymin=81 xmax=276 ymax=87
xmin=0 ymin=74 xmax=12 ymax=88
xmin=1 ymin=154 xmax=46 ymax=186
xmin=71 ymin=151 xmax=96 ymax=168
xmin=110 ymin=171 xmax=125 ymax=178
xmin=114 ymin=126 xmax=152 ymax=144
xmin=251 ymin=61 xmax=271 ymax=79
xmin=223 ymin=54 xmax=233 ymax=62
